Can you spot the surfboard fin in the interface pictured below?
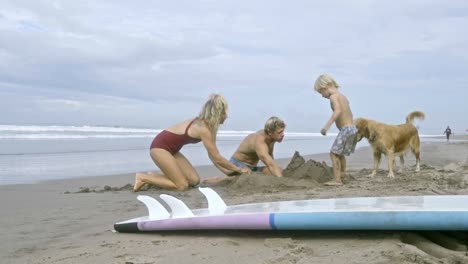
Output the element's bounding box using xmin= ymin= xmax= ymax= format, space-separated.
xmin=137 ymin=195 xmax=170 ymax=220
xmin=199 ymin=187 xmax=227 ymax=215
xmin=160 ymin=194 xmax=194 ymax=218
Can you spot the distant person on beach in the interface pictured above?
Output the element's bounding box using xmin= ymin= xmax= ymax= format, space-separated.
xmin=314 ymin=74 xmax=358 ymax=186
xmin=203 ymin=116 xmax=286 ymax=185
xmin=133 ymin=94 xmax=251 ymax=192
xmin=443 ymin=126 xmax=452 ymax=142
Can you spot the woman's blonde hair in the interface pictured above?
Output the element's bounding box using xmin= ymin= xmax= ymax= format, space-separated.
xmin=314 ymin=74 xmax=340 ymax=92
xmin=198 ymin=94 xmax=228 ymax=133
xmin=264 ymin=116 xmax=286 ymax=134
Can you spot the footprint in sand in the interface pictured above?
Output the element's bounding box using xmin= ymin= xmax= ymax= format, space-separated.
xmin=264 ymin=238 xmax=314 ymax=264
xmin=400 ymin=231 xmax=468 ymax=262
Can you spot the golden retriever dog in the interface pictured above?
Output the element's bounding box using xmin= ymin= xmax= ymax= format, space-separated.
xmin=354 ymin=111 xmax=425 ymax=178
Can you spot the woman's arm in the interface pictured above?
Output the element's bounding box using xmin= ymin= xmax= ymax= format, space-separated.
xmin=199 ymin=127 xmax=250 ymax=175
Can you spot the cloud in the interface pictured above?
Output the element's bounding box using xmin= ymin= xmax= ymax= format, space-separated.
xmin=36 ymin=98 xmax=85 ymax=111
xmin=1 ymin=1 xmax=467 ymax=132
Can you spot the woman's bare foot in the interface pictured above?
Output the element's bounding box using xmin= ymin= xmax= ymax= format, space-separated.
xmin=133 ymin=173 xmax=147 ymax=192
xmin=324 ymin=180 xmax=343 ymax=186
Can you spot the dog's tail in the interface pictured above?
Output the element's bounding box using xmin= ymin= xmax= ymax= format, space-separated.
xmin=406 ymin=111 xmax=425 ymax=124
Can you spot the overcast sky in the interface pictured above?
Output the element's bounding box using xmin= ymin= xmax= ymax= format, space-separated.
xmin=1 ymin=0 xmax=467 ymax=134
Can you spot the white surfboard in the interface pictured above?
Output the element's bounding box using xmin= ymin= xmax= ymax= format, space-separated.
xmin=114 ymin=188 xmax=468 ymax=233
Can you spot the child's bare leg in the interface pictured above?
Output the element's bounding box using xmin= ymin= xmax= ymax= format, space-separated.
xmin=324 ymin=153 xmax=343 ymax=186
xmin=339 ymin=155 xmax=346 ymax=181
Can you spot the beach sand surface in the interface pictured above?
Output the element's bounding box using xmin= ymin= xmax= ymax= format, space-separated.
xmin=1 ymin=137 xmax=467 ymax=264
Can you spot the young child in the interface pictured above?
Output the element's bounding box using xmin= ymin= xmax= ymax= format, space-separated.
xmin=314 ymin=74 xmax=358 ymax=186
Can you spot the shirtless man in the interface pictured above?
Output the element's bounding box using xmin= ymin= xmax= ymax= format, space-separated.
xmin=314 ymin=74 xmax=357 ymax=186
xmin=203 ymin=116 xmax=285 ymax=184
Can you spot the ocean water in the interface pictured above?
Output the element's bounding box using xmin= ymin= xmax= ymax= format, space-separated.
xmin=0 ymin=125 xmax=446 ymax=185
xmin=0 ymin=125 xmax=335 ymax=185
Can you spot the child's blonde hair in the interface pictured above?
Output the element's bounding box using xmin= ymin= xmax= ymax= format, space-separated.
xmin=314 ymin=74 xmax=340 ymax=92
xmin=264 ymin=116 xmax=286 ymax=134
xmin=198 ymin=94 xmax=228 ymax=133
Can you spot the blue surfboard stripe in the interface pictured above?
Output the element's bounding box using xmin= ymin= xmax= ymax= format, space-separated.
xmin=273 ymin=211 xmax=468 ymax=230
xmin=269 ymin=213 xmax=277 ymax=230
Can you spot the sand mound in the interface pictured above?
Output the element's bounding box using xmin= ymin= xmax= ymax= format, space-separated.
xmin=66 ymin=184 xmax=134 ymax=193
xmin=220 ymin=151 xmax=333 ymax=193
xmin=70 ymin=152 xmax=334 ymax=194
xmin=283 ymin=151 xmax=332 ymax=182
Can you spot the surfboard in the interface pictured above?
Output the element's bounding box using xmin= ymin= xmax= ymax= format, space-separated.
xmin=114 ymin=187 xmax=468 ymax=233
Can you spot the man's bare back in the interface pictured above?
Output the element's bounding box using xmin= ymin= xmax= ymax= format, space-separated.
xmin=202 ymin=117 xmax=285 ymax=185
xmin=330 ymin=92 xmax=354 ymax=129
xmin=231 ymin=131 xmax=273 ymax=167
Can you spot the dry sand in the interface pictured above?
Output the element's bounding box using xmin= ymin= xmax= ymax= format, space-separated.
xmin=0 ymin=137 xmax=467 ymax=264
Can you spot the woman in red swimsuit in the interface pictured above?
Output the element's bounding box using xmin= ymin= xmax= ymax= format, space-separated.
xmin=134 ymin=94 xmax=251 ymax=192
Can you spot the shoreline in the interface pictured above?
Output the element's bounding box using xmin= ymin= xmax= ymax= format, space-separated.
xmin=0 ymin=139 xmax=467 ymax=263
xmin=2 ymin=134 xmax=467 ymax=187
xmin=1 ymin=134 xmax=467 ymax=187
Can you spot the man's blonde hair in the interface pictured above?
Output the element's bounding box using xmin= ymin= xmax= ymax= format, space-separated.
xmin=264 ymin=116 xmax=286 ymax=134
xmin=198 ymin=94 xmax=228 ymax=133
xmin=314 ymin=74 xmax=340 ymax=92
